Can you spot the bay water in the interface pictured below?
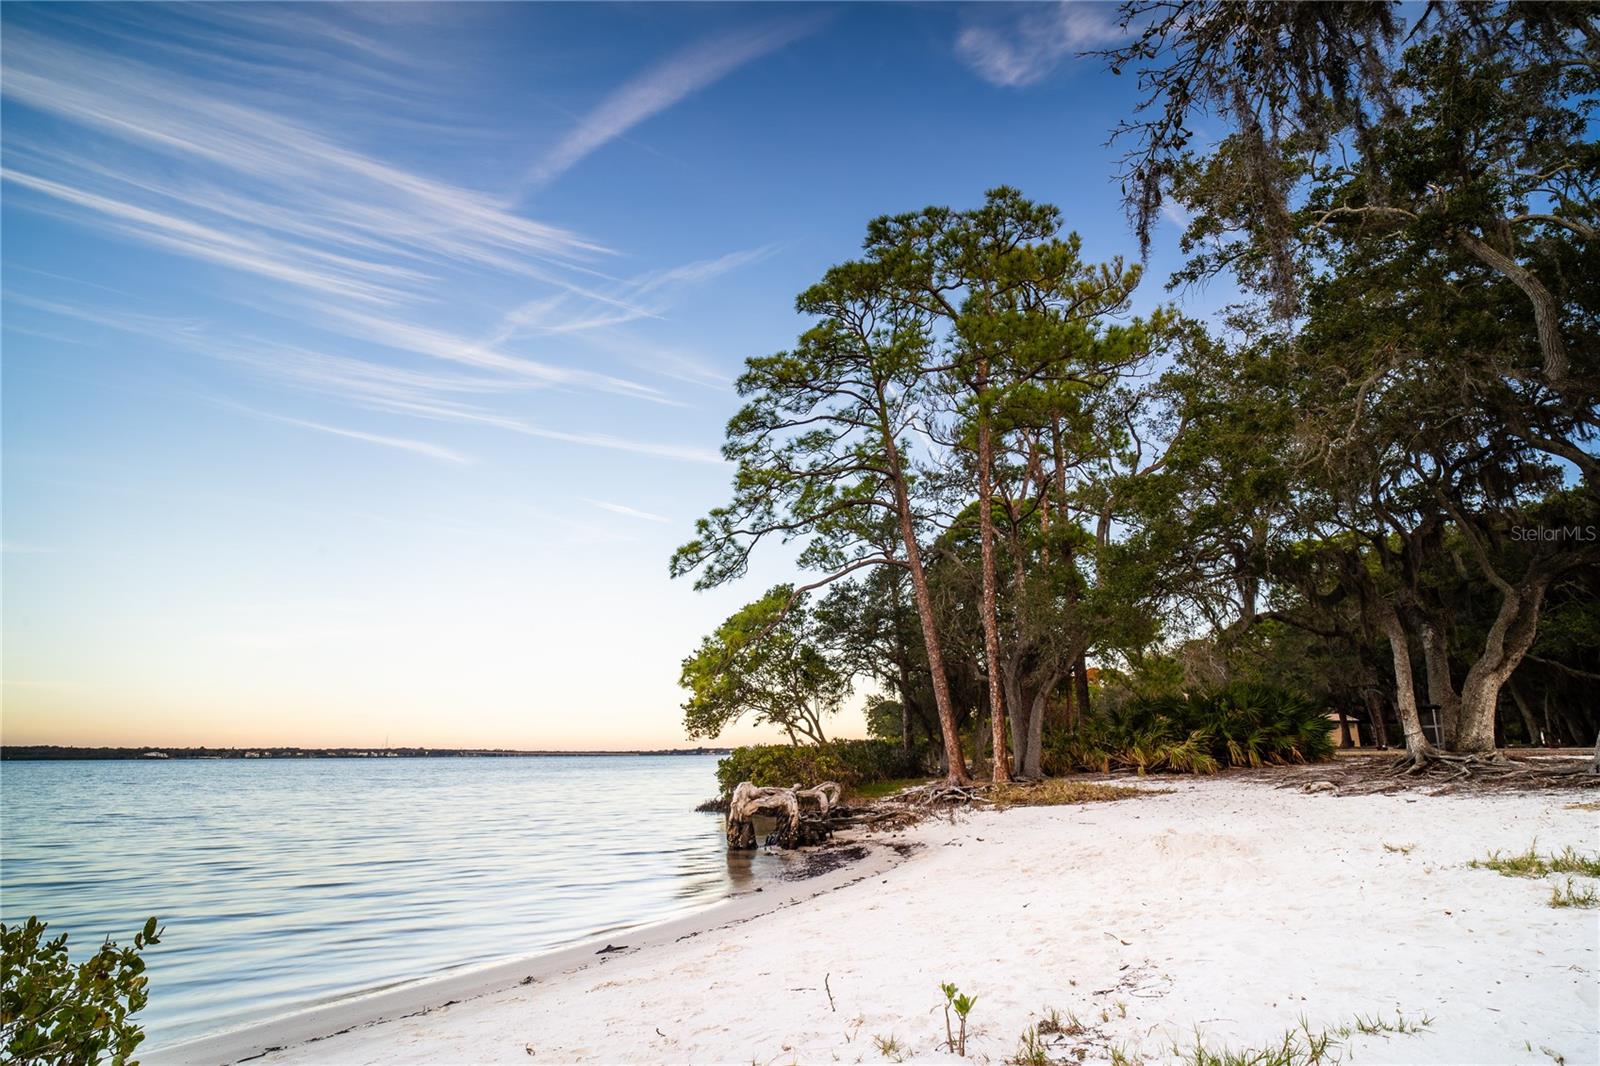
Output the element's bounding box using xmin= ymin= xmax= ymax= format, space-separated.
xmin=0 ymin=755 xmax=758 ymax=1048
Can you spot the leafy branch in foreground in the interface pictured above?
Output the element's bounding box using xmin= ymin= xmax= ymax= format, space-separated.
xmin=2 ymin=916 xmax=163 ymax=1066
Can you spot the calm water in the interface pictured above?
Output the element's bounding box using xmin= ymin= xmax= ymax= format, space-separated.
xmin=0 ymin=755 xmax=757 ymax=1048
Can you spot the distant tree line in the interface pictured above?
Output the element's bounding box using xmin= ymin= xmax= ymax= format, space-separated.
xmin=672 ymin=2 xmax=1597 ymax=780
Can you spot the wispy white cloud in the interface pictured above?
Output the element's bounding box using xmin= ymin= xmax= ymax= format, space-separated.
xmin=956 ymin=2 xmax=1126 ymax=88
xmin=525 ymin=22 xmax=819 ymax=188
xmin=246 ymin=409 xmax=470 ymax=464
xmin=3 ymin=13 xmax=753 ymax=471
xmin=0 ymin=24 xmax=607 ymax=296
xmin=584 ymin=499 xmax=671 ymax=523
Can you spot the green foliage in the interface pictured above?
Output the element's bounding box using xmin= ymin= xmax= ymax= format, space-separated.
xmin=989 ymin=780 xmax=1151 ymax=808
xmin=1009 ymin=1025 xmax=1051 ymax=1066
xmin=872 ymin=1033 xmax=906 ymax=1062
xmin=1043 ymin=682 xmax=1334 ymax=775
xmin=1470 ymin=844 xmax=1600 ymax=879
xmin=714 ymin=739 xmax=922 ymax=798
xmin=2 ymin=916 xmax=163 ymax=1066
xmin=940 ymin=983 xmax=976 ymax=1056
xmin=1550 ymin=879 xmax=1599 ymax=909
xmin=679 ymin=586 xmax=849 ymax=746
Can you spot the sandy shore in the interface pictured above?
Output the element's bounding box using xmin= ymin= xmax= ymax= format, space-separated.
xmin=156 ymin=776 xmax=1597 ymax=1065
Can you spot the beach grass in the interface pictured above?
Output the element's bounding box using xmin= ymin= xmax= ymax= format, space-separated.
xmin=1549 ymin=878 xmax=1599 ymax=908
xmin=1470 ymin=843 xmax=1600 ymax=879
xmin=849 ymin=777 xmax=935 ymax=800
xmin=991 ymin=779 xmax=1158 ymax=808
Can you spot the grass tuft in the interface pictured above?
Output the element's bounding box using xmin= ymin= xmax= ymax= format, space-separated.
xmin=849 ymin=777 xmax=933 ymax=801
xmin=871 ymin=1033 xmax=904 ymax=1062
xmin=1008 ymin=1026 xmax=1052 ymax=1066
xmin=991 ymin=779 xmax=1160 ymax=808
xmin=1350 ymin=1010 xmax=1433 ymax=1036
xmin=1470 ymin=842 xmax=1600 ymax=879
xmin=1550 ymin=878 xmax=1599 ymax=908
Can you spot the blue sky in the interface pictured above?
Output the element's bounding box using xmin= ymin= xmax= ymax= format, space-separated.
xmin=2 ymin=2 xmax=1218 ymax=749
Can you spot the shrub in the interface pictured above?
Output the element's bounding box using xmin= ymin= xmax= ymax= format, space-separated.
xmin=715 ymin=739 xmax=924 ymax=797
xmin=1042 ymin=682 xmax=1334 ymax=776
xmin=2 ymin=916 xmax=162 ymax=1066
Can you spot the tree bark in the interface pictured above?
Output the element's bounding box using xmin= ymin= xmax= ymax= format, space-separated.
xmin=1363 ymin=688 xmax=1390 ymax=749
xmin=976 ymin=374 xmax=1010 ymax=783
xmin=1455 ymin=575 xmax=1551 ymax=754
xmin=1455 ymin=230 xmax=1568 ymax=389
xmin=1376 ymin=602 xmax=1434 ymax=757
xmin=1021 ymin=674 xmax=1058 ymax=779
xmin=1073 ymin=651 xmax=1092 ymax=725
xmin=1509 ymin=680 xmax=1542 ymax=746
xmin=1419 ymin=620 xmax=1462 ymax=748
xmin=883 ymin=431 xmax=968 ymax=783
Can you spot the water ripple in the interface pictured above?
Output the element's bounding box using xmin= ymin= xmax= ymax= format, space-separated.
xmin=0 ymin=755 xmax=762 ymax=1047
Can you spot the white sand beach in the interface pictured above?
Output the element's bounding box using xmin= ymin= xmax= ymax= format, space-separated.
xmin=159 ymin=776 xmax=1598 ymax=1065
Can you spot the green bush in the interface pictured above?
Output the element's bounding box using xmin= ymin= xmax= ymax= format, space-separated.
xmin=2 ymin=916 xmax=162 ymax=1066
xmin=1042 ymin=682 xmax=1334 ymax=776
xmin=715 ymin=739 xmax=924 ymax=797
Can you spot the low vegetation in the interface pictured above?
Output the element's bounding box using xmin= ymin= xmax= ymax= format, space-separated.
xmin=990 ymin=780 xmax=1153 ymax=808
xmin=939 ymin=983 xmax=976 ymax=1057
xmin=714 ymin=740 xmax=922 ymax=798
xmin=1469 ymin=844 xmax=1600 ymax=879
xmin=1043 ymin=684 xmax=1335 ymax=777
xmin=1 ymin=916 xmax=162 ymax=1066
xmin=1015 ymin=1010 xmax=1432 ymax=1066
xmin=871 ymin=1033 xmax=905 ymax=1062
xmin=1549 ymin=879 xmax=1599 ymax=909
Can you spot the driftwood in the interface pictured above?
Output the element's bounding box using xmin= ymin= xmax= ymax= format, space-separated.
xmin=726 ymin=780 xmax=841 ymax=850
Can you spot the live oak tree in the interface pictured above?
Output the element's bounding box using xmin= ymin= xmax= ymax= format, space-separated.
xmin=679 ymin=586 xmax=848 ymax=746
xmin=1101 ymin=0 xmax=1599 ymax=765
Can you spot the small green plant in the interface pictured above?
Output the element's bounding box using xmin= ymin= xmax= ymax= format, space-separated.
xmin=872 ymin=1033 xmax=904 ymax=1061
xmin=1470 ymin=843 xmax=1600 ymax=879
xmin=1550 ymin=878 xmax=1599 ymax=908
xmin=1 ymin=916 xmax=163 ymax=1066
xmin=1009 ymin=1025 xmax=1051 ymax=1066
xmin=940 ymin=983 xmax=977 ymax=1056
xmin=1109 ymin=1044 xmax=1144 ymax=1066
xmin=1037 ymin=1007 xmax=1086 ymax=1038
xmin=1174 ymin=1019 xmax=1336 ymax=1066
xmin=1382 ymin=842 xmax=1415 ymax=855
xmin=1350 ymin=1010 xmax=1433 ymax=1036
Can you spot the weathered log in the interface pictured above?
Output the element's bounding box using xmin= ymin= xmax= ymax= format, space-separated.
xmin=725 ymin=780 xmax=840 ymax=850
xmin=726 ymin=782 xmax=799 ymax=849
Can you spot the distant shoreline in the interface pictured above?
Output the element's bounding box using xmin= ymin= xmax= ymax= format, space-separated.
xmin=0 ymin=745 xmax=732 ymax=761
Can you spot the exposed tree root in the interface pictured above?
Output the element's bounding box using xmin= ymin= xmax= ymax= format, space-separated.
xmin=1389 ymin=749 xmax=1513 ymax=778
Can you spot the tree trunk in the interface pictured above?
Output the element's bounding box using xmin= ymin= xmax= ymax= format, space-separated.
xmin=1003 ymin=660 xmax=1029 ymax=778
xmin=1377 ymin=603 xmax=1434 ymax=757
xmin=1073 ymin=651 xmax=1092 ymax=725
xmin=1363 ymin=688 xmax=1390 ymax=749
xmin=1509 ymin=680 xmax=1542 ymax=746
xmin=1021 ymin=674 xmax=1058 ymax=779
xmin=884 ymin=438 xmax=968 ymax=783
xmin=976 ymin=373 xmax=1009 ymax=783
xmin=1420 ymin=621 xmax=1462 ymax=748
xmin=1455 ymin=576 xmax=1551 ymax=755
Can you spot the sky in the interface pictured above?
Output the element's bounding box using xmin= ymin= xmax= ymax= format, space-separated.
xmin=1 ymin=2 xmax=1220 ymax=750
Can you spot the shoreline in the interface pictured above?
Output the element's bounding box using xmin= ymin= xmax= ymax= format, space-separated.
xmin=147 ymin=837 xmax=911 ymax=1066
xmin=164 ymin=773 xmax=1598 ymax=1066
